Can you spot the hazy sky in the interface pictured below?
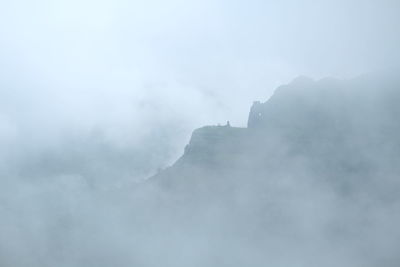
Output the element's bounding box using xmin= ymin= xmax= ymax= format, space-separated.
xmin=1 ymin=0 xmax=400 ymax=162
xmin=1 ymin=2 xmax=400 ymax=266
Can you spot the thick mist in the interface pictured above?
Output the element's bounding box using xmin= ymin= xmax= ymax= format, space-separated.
xmin=1 ymin=0 xmax=400 ymax=266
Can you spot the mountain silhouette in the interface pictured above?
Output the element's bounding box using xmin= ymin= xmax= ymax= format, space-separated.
xmin=139 ymin=73 xmax=400 ymax=267
xmin=151 ymin=74 xmax=400 ymax=195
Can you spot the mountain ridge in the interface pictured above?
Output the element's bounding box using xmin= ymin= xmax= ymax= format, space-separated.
xmin=136 ymin=73 xmax=400 ymax=267
xmin=151 ymin=74 xmax=400 ymax=191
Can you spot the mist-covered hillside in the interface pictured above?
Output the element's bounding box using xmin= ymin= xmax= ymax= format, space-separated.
xmin=153 ymin=74 xmax=400 ymax=191
xmin=2 ymin=74 xmax=400 ymax=267
xmin=144 ymin=74 xmax=400 ymax=267
xmin=2 ymin=0 xmax=400 ymax=266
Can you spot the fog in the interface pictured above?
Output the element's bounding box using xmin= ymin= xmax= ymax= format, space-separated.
xmin=1 ymin=0 xmax=400 ymax=266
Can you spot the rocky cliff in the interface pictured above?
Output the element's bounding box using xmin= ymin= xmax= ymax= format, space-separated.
xmin=152 ymin=74 xmax=400 ymax=191
xmin=143 ymin=73 xmax=400 ymax=267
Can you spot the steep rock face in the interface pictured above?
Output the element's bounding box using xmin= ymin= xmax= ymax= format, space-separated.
xmin=141 ymin=74 xmax=400 ymax=267
xmin=152 ymin=74 xmax=400 ymax=191
xmin=179 ymin=126 xmax=247 ymax=166
xmin=248 ymin=75 xmax=400 ymax=135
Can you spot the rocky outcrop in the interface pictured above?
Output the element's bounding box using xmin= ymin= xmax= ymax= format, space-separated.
xmin=143 ymin=73 xmax=400 ymax=267
xmin=152 ymin=73 xmax=400 ymax=192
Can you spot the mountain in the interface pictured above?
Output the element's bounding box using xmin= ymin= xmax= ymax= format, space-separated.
xmin=139 ymin=74 xmax=400 ymax=267
xmin=152 ymin=74 xmax=400 ymax=194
